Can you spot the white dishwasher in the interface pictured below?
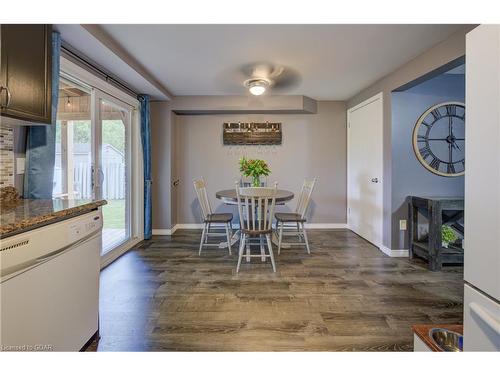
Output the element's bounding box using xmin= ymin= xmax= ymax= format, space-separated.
xmin=0 ymin=209 xmax=102 ymax=351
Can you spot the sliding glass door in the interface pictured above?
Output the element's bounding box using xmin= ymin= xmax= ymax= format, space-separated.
xmin=95 ymin=91 xmax=132 ymax=256
xmin=55 ymin=71 xmax=138 ymax=263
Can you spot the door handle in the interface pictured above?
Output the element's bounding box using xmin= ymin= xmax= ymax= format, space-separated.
xmin=91 ymin=166 xmax=96 ymax=189
xmin=371 ymin=178 xmax=379 ymax=183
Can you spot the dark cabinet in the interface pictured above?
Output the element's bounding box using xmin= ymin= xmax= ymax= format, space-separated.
xmin=1 ymin=24 xmax=52 ymax=124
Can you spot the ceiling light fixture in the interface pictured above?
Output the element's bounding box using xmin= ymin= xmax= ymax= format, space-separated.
xmin=244 ymin=78 xmax=270 ymax=96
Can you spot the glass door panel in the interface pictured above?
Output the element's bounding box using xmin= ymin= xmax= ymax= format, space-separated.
xmin=53 ymin=78 xmax=93 ymax=199
xmin=98 ymin=98 xmax=131 ymax=256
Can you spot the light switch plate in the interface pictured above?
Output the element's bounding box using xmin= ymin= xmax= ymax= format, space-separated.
xmin=399 ymin=219 xmax=407 ymax=231
xmin=16 ymin=157 xmax=25 ymax=174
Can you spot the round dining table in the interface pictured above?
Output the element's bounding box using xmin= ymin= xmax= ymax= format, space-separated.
xmin=215 ymin=189 xmax=295 ymax=260
xmin=215 ymin=189 xmax=294 ymax=205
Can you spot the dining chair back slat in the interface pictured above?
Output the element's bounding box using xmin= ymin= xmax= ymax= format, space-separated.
xmin=193 ymin=178 xmax=212 ymax=220
xmin=296 ymin=178 xmax=317 ymax=218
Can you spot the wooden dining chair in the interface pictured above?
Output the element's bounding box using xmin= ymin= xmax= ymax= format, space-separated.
xmin=275 ymin=178 xmax=316 ymax=255
xmin=193 ymin=178 xmax=233 ymax=256
xmin=235 ymin=182 xmax=278 ymax=273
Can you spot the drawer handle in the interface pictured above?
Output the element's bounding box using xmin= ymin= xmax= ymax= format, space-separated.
xmin=469 ymin=302 xmax=500 ymax=335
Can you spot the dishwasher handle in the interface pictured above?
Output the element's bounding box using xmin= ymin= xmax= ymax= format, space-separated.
xmin=469 ymin=302 xmax=500 ymax=335
xmin=1 ymin=231 xmax=99 ymax=282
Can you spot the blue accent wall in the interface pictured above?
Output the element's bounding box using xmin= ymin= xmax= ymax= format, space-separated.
xmin=391 ymin=70 xmax=465 ymax=249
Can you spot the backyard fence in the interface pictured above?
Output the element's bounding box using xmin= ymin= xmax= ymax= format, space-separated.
xmin=54 ymin=162 xmax=125 ymax=199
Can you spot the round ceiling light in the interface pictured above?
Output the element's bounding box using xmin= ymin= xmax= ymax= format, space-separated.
xmin=244 ymin=78 xmax=270 ymax=96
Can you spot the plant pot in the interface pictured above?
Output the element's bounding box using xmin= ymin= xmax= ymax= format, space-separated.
xmin=252 ymin=176 xmax=262 ymax=187
xmin=442 ymin=241 xmax=449 ymax=248
xmin=240 ymin=176 xmax=266 ymax=187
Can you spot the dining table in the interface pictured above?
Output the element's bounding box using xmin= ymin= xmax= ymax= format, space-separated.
xmin=215 ymin=188 xmax=295 ymax=261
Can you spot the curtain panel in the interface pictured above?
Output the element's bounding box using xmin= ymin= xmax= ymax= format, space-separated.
xmin=23 ymin=31 xmax=61 ymax=199
xmin=138 ymin=94 xmax=152 ymax=239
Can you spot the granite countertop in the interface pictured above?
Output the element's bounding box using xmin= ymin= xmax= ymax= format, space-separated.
xmin=412 ymin=324 xmax=463 ymax=351
xmin=0 ymin=199 xmax=107 ymax=239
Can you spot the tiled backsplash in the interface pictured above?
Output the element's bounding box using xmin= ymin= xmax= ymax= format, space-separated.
xmin=0 ymin=125 xmax=15 ymax=188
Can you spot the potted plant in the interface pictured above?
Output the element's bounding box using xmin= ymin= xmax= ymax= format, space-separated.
xmin=441 ymin=225 xmax=458 ymax=248
xmin=239 ymin=157 xmax=271 ymax=187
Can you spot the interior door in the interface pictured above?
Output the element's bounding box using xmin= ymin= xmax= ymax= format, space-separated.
xmin=94 ymin=89 xmax=132 ymax=257
xmin=347 ymin=93 xmax=384 ymax=248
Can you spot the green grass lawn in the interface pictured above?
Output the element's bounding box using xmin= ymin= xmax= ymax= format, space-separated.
xmin=102 ymin=199 xmax=125 ymax=229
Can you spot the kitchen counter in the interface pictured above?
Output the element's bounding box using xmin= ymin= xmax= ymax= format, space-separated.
xmin=0 ymin=199 xmax=107 ymax=239
xmin=412 ymin=324 xmax=463 ymax=352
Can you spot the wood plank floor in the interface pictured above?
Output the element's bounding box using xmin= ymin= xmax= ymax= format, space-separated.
xmin=89 ymin=229 xmax=463 ymax=351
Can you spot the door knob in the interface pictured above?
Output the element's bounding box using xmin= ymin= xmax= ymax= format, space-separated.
xmin=371 ymin=178 xmax=379 ymax=183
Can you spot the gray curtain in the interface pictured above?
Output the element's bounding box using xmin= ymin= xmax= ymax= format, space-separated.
xmin=23 ymin=31 xmax=61 ymax=199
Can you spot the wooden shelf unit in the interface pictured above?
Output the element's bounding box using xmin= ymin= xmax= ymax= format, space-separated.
xmin=407 ymin=196 xmax=464 ymax=271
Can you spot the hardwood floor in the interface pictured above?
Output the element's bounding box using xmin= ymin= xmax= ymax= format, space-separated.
xmin=89 ymin=229 xmax=463 ymax=351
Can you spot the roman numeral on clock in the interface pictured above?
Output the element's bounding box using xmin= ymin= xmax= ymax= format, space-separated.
xmin=447 ymin=163 xmax=456 ymax=174
xmin=431 ymin=109 xmax=442 ymax=121
xmin=446 ymin=104 xmax=457 ymax=117
xmin=430 ymin=157 xmax=441 ymax=170
xmin=417 ymin=135 xmax=427 ymax=142
xmin=419 ymin=146 xmax=432 ymax=159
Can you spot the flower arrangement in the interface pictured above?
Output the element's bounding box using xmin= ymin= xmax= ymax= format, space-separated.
xmin=441 ymin=225 xmax=458 ymax=248
xmin=239 ymin=157 xmax=271 ymax=187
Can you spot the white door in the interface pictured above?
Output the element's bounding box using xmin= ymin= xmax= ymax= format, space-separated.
xmin=347 ymin=93 xmax=384 ymax=248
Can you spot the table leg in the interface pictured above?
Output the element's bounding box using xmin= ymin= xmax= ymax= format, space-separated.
xmin=428 ymin=201 xmax=443 ymax=271
xmin=218 ymin=229 xmax=240 ymax=249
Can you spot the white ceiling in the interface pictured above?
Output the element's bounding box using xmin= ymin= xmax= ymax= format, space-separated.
xmin=58 ymin=24 xmax=466 ymax=100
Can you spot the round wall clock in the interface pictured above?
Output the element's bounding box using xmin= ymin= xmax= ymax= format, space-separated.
xmin=412 ymin=101 xmax=465 ymax=177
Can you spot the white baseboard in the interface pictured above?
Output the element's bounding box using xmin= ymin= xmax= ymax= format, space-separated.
xmin=152 ymin=229 xmax=173 ymax=235
xmin=175 ymin=223 xmax=205 ymax=229
xmin=152 ymin=224 xmax=180 ymax=235
xmin=304 ymin=223 xmax=347 ymax=229
xmin=379 ymin=245 xmax=409 ymax=258
xmin=152 ymin=223 xmax=347 ymax=235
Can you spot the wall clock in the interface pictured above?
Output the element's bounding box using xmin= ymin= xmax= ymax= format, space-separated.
xmin=412 ymin=101 xmax=465 ymax=177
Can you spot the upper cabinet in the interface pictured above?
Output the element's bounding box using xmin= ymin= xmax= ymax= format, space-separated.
xmin=1 ymin=24 xmax=53 ymax=124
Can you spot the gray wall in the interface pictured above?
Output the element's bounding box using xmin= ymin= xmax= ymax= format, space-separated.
xmin=151 ymin=101 xmax=177 ymax=229
xmin=391 ymin=73 xmax=465 ymax=249
xmin=347 ymin=26 xmax=474 ymax=249
xmin=157 ymin=101 xmax=346 ymax=228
